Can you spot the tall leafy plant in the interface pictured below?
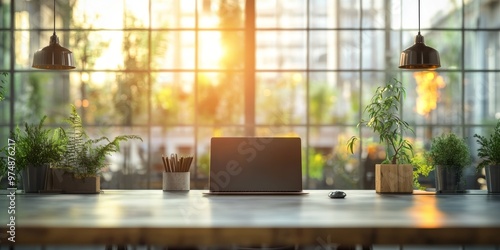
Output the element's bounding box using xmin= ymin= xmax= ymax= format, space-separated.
xmin=474 ymin=119 xmax=500 ymax=171
xmin=58 ymin=105 xmax=142 ymax=177
xmin=347 ymin=78 xmax=414 ymax=164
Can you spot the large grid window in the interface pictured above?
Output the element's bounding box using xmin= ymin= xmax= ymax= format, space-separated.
xmin=0 ymin=0 xmax=499 ymax=190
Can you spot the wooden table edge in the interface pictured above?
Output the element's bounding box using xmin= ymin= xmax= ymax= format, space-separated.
xmin=5 ymin=226 xmax=500 ymax=246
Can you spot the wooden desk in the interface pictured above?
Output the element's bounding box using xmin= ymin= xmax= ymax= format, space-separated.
xmin=2 ymin=190 xmax=500 ymax=246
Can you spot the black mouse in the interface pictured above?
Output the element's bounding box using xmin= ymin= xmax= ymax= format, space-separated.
xmin=328 ymin=190 xmax=346 ymax=199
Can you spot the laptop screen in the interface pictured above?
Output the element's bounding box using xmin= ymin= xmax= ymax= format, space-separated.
xmin=209 ymin=137 xmax=302 ymax=192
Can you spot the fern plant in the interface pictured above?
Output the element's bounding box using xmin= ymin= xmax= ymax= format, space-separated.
xmin=58 ymin=105 xmax=142 ymax=177
xmin=474 ymin=119 xmax=500 ymax=171
xmin=347 ymin=78 xmax=414 ymax=164
xmin=61 ymin=104 xmax=85 ymax=171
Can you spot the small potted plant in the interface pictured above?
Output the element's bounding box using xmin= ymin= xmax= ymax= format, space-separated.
xmin=56 ymin=105 xmax=142 ymax=194
xmin=12 ymin=116 xmax=66 ymax=193
xmin=347 ymin=78 xmax=414 ymax=194
xmin=427 ymin=132 xmax=471 ymax=193
xmin=474 ymin=119 xmax=500 ymax=193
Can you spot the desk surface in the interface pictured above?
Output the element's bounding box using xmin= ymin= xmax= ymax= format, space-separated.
xmin=2 ymin=190 xmax=500 ymax=246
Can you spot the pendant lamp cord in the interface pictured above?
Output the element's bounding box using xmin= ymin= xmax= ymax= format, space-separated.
xmin=53 ymin=0 xmax=56 ymax=35
xmin=418 ymin=0 xmax=421 ymax=34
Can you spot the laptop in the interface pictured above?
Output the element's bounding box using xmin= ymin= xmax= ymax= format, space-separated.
xmin=205 ymin=137 xmax=306 ymax=195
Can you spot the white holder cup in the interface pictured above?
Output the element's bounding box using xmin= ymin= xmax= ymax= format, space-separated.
xmin=163 ymin=172 xmax=190 ymax=191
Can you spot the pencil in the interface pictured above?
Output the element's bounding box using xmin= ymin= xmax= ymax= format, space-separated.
xmin=161 ymin=154 xmax=168 ymax=172
xmin=163 ymin=154 xmax=194 ymax=172
xmin=166 ymin=155 xmax=171 ymax=172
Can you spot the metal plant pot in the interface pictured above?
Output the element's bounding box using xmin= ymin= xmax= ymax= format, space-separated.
xmin=22 ymin=164 xmax=49 ymax=193
xmin=485 ymin=165 xmax=500 ymax=193
xmin=435 ymin=165 xmax=466 ymax=194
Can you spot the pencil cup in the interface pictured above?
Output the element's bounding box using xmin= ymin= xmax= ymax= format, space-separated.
xmin=163 ymin=172 xmax=190 ymax=191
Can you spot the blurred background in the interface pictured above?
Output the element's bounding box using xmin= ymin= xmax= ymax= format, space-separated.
xmin=0 ymin=0 xmax=499 ymax=190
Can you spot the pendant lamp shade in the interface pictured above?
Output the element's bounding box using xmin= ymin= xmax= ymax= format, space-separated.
xmin=32 ymin=33 xmax=75 ymax=69
xmin=32 ymin=0 xmax=75 ymax=70
xmin=399 ymin=32 xmax=440 ymax=69
xmin=399 ymin=0 xmax=440 ymax=69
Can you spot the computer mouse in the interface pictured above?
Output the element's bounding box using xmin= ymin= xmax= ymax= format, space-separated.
xmin=328 ymin=190 xmax=346 ymax=199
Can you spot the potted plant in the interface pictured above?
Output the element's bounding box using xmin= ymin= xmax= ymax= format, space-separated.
xmin=56 ymin=105 xmax=142 ymax=194
xmin=347 ymin=78 xmax=414 ymax=194
xmin=474 ymin=119 xmax=500 ymax=193
xmin=12 ymin=116 xmax=66 ymax=193
xmin=427 ymin=132 xmax=471 ymax=193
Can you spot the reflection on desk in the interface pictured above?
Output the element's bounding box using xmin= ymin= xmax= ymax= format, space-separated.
xmin=1 ymin=190 xmax=500 ymax=246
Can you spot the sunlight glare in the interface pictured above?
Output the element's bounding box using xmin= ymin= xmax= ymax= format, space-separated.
xmin=81 ymin=72 xmax=89 ymax=82
xmin=73 ymin=0 xmax=150 ymax=77
xmin=199 ymin=31 xmax=224 ymax=69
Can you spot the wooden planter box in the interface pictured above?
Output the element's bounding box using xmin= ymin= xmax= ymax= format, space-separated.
xmin=62 ymin=173 xmax=100 ymax=194
xmin=375 ymin=164 xmax=413 ymax=194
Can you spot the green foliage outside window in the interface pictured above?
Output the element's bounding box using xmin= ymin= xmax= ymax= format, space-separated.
xmin=0 ymin=72 xmax=6 ymax=102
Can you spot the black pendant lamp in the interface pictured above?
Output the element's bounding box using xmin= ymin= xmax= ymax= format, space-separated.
xmin=399 ymin=0 xmax=440 ymax=69
xmin=32 ymin=0 xmax=75 ymax=70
